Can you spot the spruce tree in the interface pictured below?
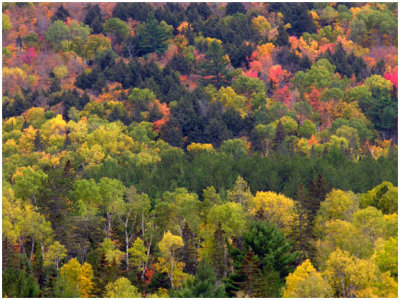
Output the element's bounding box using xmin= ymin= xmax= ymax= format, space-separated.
xmin=181 ymin=223 xmax=197 ymax=275
xmin=51 ymin=5 xmax=70 ymax=22
xmin=308 ymin=174 xmax=330 ymax=220
xmin=213 ymin=223 xmax=227 ymax=280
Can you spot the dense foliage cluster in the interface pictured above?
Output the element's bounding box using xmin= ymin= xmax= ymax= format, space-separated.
xmin=2 ymin=2 xmax=398 ymax=298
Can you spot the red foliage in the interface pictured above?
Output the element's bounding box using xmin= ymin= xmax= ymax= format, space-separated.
xmin=384 ymin=67 xmax=398 ymax=89
xmin=305 ymin=88 xmax=322 ymax=110
xmin=144 ymin=267 xmax=155 ymax=285
xmin=272 ymin=85 xmax=291 ymax=107
xmin=20 ymin=47 xmax=36 ymax=64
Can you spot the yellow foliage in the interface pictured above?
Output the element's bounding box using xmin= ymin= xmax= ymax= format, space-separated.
xmin=59 ymin=258 xmax=94 ymax=297
xmin=156 ymin=231 xmax=186 ymax=287
xmin=52 ymin=65 xmax=68 ymax=79
xmin=177 ymin=21 xmax=192 ymax=33
xmin=252 ymin=15 xmax=271 ymax=35
xmin=2 ymin=66 xmax=27 ymax=81
xmin=256 ymin=43 xmax=275 ymax=58
xmin=77 ymin=142 xmax=105 ymax=167
xmin=187 ymin=142 xmax=214 ymax=152
xmin=250 ymin=191 xmax=297 ymax=233
xmin=310 ymin=10 xmax=319 ymax=20
xmin=18 ymin=125 xmax=37 ymax=155
xmin=283 ymin=259 xmax=333 ymax=297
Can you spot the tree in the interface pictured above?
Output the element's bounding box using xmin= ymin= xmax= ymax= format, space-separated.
xmin=282 ymin=259 xmax=333 ymax=297
xmin=57 ymin=258 xmax=94 ymax=297
xmin=13 ymin=167 xmax=48 ymax=209
xmin=45 ymin=20 xmax=70 ymax=48
xmin=104 ymin=277 xmax=141 ymax=298
xmin=226 ymin=221 xmax=297 ymax=297
xmin=374 ymin=237 xmax=398 ymax=278
xmin=360 ymin=181 xmax=398 ymax=214
xmin=98 ymin=177 xmax=125 ymax=238
xmin=2 ymin=13 xmax=12 ymax=33
xmin=84 ymin=4 xmax=104 ymax=34
xmin=169 ymin=260 xmax=226 ymax=297
xmin=227 ymin=176 xmax=253 ymax=210
xmin=323 ymin=248 xmax=397 ymax=298
xmin=242 ymin=221 xmax=298 ymax=278
xmin=2 ymin=268 xmax=40 ymax=298
xmin=103 ymin=18 xmax=129 ymax=45
xmin=298 ymin=120 xmax=316 ymax=138
xmin=83 ymin=34 xmax=111 ymax=62
xmin=133 ymin=19 xmax=172 ymax=56
xmin=314 ymin=189 xmax=359 ymax=235
xmin=181 ymin=223 xmax=197 ymax=274
xmin=51 ymin=5 xmax=70 ymax=22
xmin=307 ymin=173 xmax=330 ymax=222
xmin=236 ymin=251 xmax=267 ymax=297
xmin=292 ymin=184 xmax=314 ymax=262
xmin=250 ymin=191 xmax=297 ymax=233
xmin=225 ymin=3 xmax=246 ymax=15
xmin=44 ymin=241 xmax=67 ymax=269
xmin=128 ymin=237 xmax=147 ymax=275
xmin=119 ymin=186 xmax=150 ymax=272
xmin=101 ymin=238 xmax=124 ymax=267
xmin=156 ymin=231 xmax=186 ymax=288
xmin=200 ymin=40 xmax=230 ymax=88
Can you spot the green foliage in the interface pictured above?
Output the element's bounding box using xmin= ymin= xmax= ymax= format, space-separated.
xmin=103 ymin=18 xmax=129 ymax=43
xmin=169 ymin=260 xmax=226 ymax=297
xmin=2 ymin=3 xmax=399 ymax=298
xmin=133 ymin=19 xmax=172 ymax=56
xmin=104 ymin=277 xmax=141 ymax=297
xmin=298 ymin=120 xmax=316 ymax=138
xmin=2 ymin=268 xmax=40 ymax=298
xmin=2 ymin=13 xmax=12 ymax=33
xmin=360 ymin=181 xmax=398 ymax=214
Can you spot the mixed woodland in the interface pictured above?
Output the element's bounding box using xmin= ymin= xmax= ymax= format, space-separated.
xmin=2 ymin=2 xmax=399 ymax=298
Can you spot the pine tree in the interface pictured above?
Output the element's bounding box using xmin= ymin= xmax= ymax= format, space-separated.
xmin=291 ymin=184 xmax=316 ymax=263
xmin=276 ymin=25 xmax=289 ymax=46
xmin=200 ymin=41 xmax=230 ymax=88
xmin=213 ymin=223 xmax=227 ymax=280
xmin=84 ymin=4 xmax=104 ymax=34
xmin=51 ymin=5 xmax=70 ymax=22
xmin=308 ymin=174 xmax=330 ymax=220
xmin=237 ymin=251 xmax=265 ymax=297
xmin=274 ymin=121 xmax=285 ymax=150
xmin=181 ymin=223 xmax=197 ymax=275
xmin=34 ymin=130 xmax=43 ymax=151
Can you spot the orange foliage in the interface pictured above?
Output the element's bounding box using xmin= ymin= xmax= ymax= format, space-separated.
xmin=149 ymin=100 xmax=170 ymax=133
xmin=308 ymin=134 xmax=319 ymax=146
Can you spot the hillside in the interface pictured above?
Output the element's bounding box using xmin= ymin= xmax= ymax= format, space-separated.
xmin=2 ymin=2 xmax=398 ymax=298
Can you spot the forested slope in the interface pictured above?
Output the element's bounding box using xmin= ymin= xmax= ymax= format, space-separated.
xmin=2 ymin=2 xmax=398 ymax=297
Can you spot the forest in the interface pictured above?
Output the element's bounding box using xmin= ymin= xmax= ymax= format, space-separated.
xmin=2 ymin=2 xmax=398 ymax=298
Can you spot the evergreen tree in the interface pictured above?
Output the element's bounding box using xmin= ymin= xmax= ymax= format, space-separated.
xmin=291 ymin=184 xmax=316 ymax=263
xmin=225 ymin=3 xmax=246 ymax=16
xmin=84 ymin=4 xmax=104 ymax=34
xmin=213 ymin=223 xmax=227 ymax=280
xmin=200 ymin=41 xmax=230 ymax=88
xmin=169 ymin=260 xmax=226 ymax=297
xmin=274 ymin=121 xmax=285 ymax=150
xmin=181 ymin=223 xmax=197 ymax=275
xmin=308 ymin=174 xmax=330 ymax=221
xmin=276 ymin=25 xmax=289 ymax=46
xmin=51 ymin=5 xmax=70 ymax=22
xmin=134 ymin=19 xmax=172 ymax=56
xmin=237 ymin=251 xmax=266 ymax=297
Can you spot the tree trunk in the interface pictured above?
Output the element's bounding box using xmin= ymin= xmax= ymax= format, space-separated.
xmin=125 ymin=217 xmax=129 ymax=271
xmin=30 ymin=238 xmax=35 ymax=264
